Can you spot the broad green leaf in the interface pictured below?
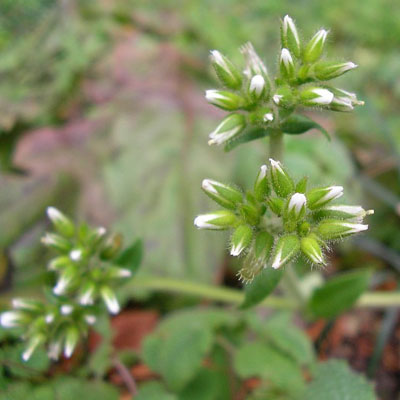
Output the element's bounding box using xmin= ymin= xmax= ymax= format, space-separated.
xmin=115 ymin=239 xmax=143 ymax=275
xmin=136 ymin=382 xmax=177 ymax=400
xmin=304 ymin=360 xmax=376 ymax=400
xmin=241 ymin=268 xmax=284 ymax=309
xmin=233 ymin=342 xmax=305 ymax=395
xmin=224 ymin=126 xmax=273 ymax=152
xmin=142 ymin=322 xmax=213 ymax=391
xmin=307 ymin=270 xmax=371 ymax=318
xmin=280 ymin=114 xmax=330 ymax=140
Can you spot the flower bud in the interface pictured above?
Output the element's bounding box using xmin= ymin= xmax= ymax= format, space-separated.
xmin=286 ymin=192 xmax=307 ymax=221
xmin=279 ymin=48 xmax=295 ymax=79
xmin=12 ymin=298 xmax=44 ymax=313
xmin=0 ymin=310 xmax=29 ymax=328
xmin=240 ymin=204 xmax=260 ymax=226
xmin=60 ymin=304 xmax=74 ymax=316
xmin=281 ymin=15 xmax=301 ymax=58
xmin=107 ymin=266 xmax=132 ymax=279
xmin=22 ymin=334 xmax=45 ymax=361
xmin=271 ymin=234 xmax=300 ymax=269
xmin=317 ymin=219 xmax=368 ymax=239
xmin=301 ymin=235 xmax=326 ymax=265
xmin=41 ymin=233 xmax=72 ymax=253
xmin=267 ymin=197 xmax=284 ymax=216
xmin=202 ymin=179 xmax=243 ymax=209
xmin=48 ymin=340 xmax=62 ymax=360
xmin=48 ymin=256 xmax=72 ymax=271
xmin=314 ymin=61 xmax=357 ymax=80
xmin=210 ymin=50 xmax=242 ymax=89
xmin=100 ymin=286 xmax=120 ymax=314
xmin=240 ymin=42 xmax=268 ymax=78
xmin=69 ymin=249 xmax=83 ymax=262
xmin=328 ymin=96 xmax=354 ymax=112
xmin=329 ymin=88 xmax=364 ymax=106
xmin=303 ymin=29 xmax=328 ymax=63
xmin=306 ymin=185 xmax=343 ymax=210
xmin=269 ymin=158 xmax=295 ymax=198
xmin=254 ymin=231 xmax=274 ymax=265
xmin=100 ymin=233 xmax=123 ymax=260
xmin=53 ymin=265 xmax=78 ymax=296
xmin=272 ymin=85 xmax=294 ymax=108
xmin=230 ymin=225 xmax=253 ymax=256
xmin=79 ymin=281 xmax=97 ymax=305
xmin=208 ymin=113 xmax=246 ymax=146
xmin=300 ymin=87 xmax=334 ymax=106
xmin=46 ymin=207 xmax=75 ymax=238
xmin=194 ymin=211 xmax=238 ymax=230
xmin=254 ymin=165 xmax=270 ymax=201
xmin=315 ymin=205 xmax=374 ymax=222
xmin=205 ymin=90 xmax=244 ymax=110
xmin=64 ymin=326 xmax=79 ymax=358
xmin=84 ymin=314 xmax=97 ymax=325
xmin=248 ymin=74 xmax=266 ymax=101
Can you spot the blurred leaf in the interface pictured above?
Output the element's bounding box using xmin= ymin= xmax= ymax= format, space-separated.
xmin=233 ymin=342 xmax=305 ymax=395
xmin=281 ymin=114 xmax=330 ymax=140
xmin=307 ymin=270 xmax=371 ymax=318
xmin=115 ymin=239 xmax=143 ymax=276
xmin=224 ymin=126 xmax=273 ymax=152
xmin=304 ymin=360 xmax=376 ymax=400
xmin=136 ymin=382 xmax=177 ymax=400
xmin=0 ymin=382 xmax=31 ymax=400
xmin=241 ymin=268 xmax=284 ymax=309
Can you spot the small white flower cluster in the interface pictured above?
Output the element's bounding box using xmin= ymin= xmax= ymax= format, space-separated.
xmin=195 ymin=160 xmax=373 ymax=282
xmin=1 ymin=208 xmax=135 ymax=361
xmin=205 ymin=15 xmax=363 ymax=147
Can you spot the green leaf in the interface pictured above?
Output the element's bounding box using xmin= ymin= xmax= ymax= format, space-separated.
xmin=0 ymin=382 xmax=31 ymax=400
xmin=142 ymin=320 xmax=214 ymax=391
xmin=304 ymin=360 xmax=376 ymax=400
xmin=224 ymin=126 xmax=273 ymax=152
xmin=308 ymin=270 xmax=371 ymax=318
xmin=136 ymin=382 xmax=177 ymax=400
xmin=241 ymin=268 xmax=284 ymax=309
xmin=233 ymin=342 xmax=305 ymax=395
xmin=115 ymin=239 xmax=143 ymax=275
xmin=280 ymin=114 xmax=330 ymax=140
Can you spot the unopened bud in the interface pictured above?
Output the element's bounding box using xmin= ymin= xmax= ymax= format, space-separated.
xmin=208 ymin=113 xmax=246 ymax=145
xmin=84 ymin=315 xmax=97 ymax=325
xmin=210 ymin=50 xmax=242 ymax=89
xmin=64 ymin=326 xmax=79 ymax=358
xmin=41 ymin=233 xmax=72 ymax=253
xmin=100 ymin=286 xmax=120 ymax=314
xmin=0 ymin=310 xmax=29 ymax=328
xmin=301 ymin=235 xmax=326 ymax=265
xmin=272 ymin=86 xmax=294 ymax=108
xmin=202 ymin=179 xmax=242 ymax=209
xmin=48 ymin=256 xmax=72 ymax=271
xmin=194 ymin=211 xmax=238 ymax=230
xmin=230 ymin=225 xmax=253 ymax=256
xmin=328 ymin=96 xmax=354 ymax=112
xmin=271 ymin=234 xmax=300 ymax=269
xmin=240 ymin=42 xmax=268 ymax=78
xmin=281 ymin=15 xmax=301 ymax=58
xmin=314 ymin=61 xmax=357 ymax=80
xmin=205 ymin=90 xmax=244 ymax=111
xmin=306 ymin=185 xmax=343 ymax=210
xmin=254 ymin=165 xmax=270 ymax=201
xmin=280 ymin=48 xmax=295 ymax=79
xmin=60 ymin=304 xmax=74 ymax=316
xmin=79 ymin=281 xmax=97 ymax=305
xmin=315 ymin=205 xmax=373 ymax=222
xmin=22 ymin=334 xmax=45 ymax=361
xmin=269 ymin=158 xmax=295 ymax=198
xmin=254 ymin=231 xmax=274 ymax=265
xmin=300 ymin=87 xmax=334 ymax=106
xmin=12 ymin=298 xmax=44 ymax=313
xmin=317 ymin=219 xmax=368 ymax=240
xmin=53 ymin=265 xmax=77 ymax=296
xmin=303 ymin=29 xmax=328 ymax=63
xmin=47 ymin=207 xmax=75 ymax=238
xmin=107 ymin=266 xmax=132 ymax=279
xmin=286 ymin=192 xmax=307 ymax=220
xmin=69 ymin=249 xmax=83 ymax=262
xmin=295 ymin=176 xmax=308 ymax=193
xmin=248 ymin=74 xmax=266 ymax=101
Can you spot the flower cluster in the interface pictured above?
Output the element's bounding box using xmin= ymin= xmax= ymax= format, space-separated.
xmin=195 ymin=160 xmax=373 ymax=282
xmin=206 ymin=15 xmax=363 ymax=146
xmin=0 ymin=207 xmax=133 ymax=361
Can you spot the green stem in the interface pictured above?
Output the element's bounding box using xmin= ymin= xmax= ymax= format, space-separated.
xmin=269 ymin=129 xmax=284 ymax=162
xmin=128 ymin=276 xmax=400 ymax=309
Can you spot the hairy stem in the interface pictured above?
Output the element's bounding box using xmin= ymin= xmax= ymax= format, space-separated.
xmin=128 ymin=276 xmax=400 ymax=309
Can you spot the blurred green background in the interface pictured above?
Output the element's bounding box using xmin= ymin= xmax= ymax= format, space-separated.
xmin=0 ymin=0 xmax=399 ymax=397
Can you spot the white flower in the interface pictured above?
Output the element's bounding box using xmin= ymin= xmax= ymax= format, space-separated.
xmin=249 ymin=74 xmax=265 ymax=97
xmin=280 ymin=48 xmax=293 ymax=67
xmin=288 ymin=193 xmax=307 ymax=214
xmin=263 ymin=113 xmax=274 ymax=122
xmin=273 ymin=94 xmax=282 ymax=105
xmin=282 ymin=15 xmax=300 ymax=47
